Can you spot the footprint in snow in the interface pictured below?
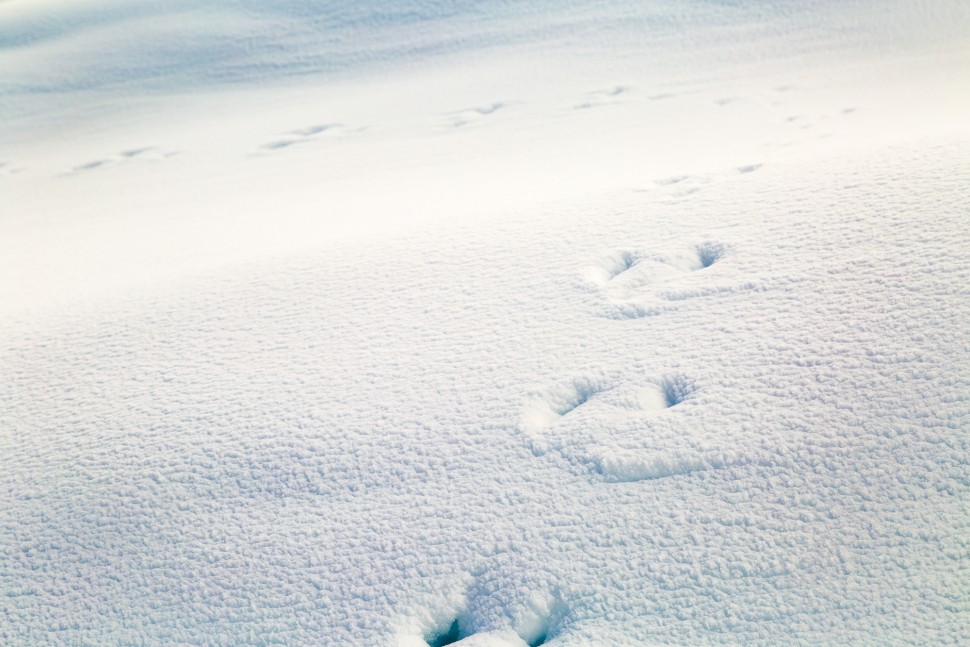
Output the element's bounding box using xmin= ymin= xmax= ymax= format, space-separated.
xmin=653 ymin=174 xmax=709 ymax=198
xmin=443 ymin=102 xmax=508 ymax=128
xmin=0 ymin=162 xmax=24 ymax=177
xmin=585 ymin=242 xmax=735 ymax=318
xmin=397 ymin=588 xmax=562 ymax=646
xmin=643 ymin=163 xmax=762 ymax=200
xmin=520 ymin=374 xmax=731 ymax=482
xmin=257 ymin=123 xmax=362 ymax=151
xmin=521 ymin=375 xmax=693 ymax=442
xmin=520 ymin=377 xmax=609 ymax=441
xmin=67 ymin=147 xmax=177 ymax=175
xmin=574 ymin=85 xmax=629 ymax=110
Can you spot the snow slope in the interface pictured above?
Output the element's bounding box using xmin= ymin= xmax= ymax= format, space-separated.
xmin=1 ymin=1 xmax=969 ymax=645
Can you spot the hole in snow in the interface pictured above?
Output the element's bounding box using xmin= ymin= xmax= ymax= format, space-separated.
xmin=521 ymin=377 xmax=610 ymax=451
xmin=554 ymin=382 xmax=599 ymax=417
xmin=635 ymin=375 xmax=695 ymax=410
xmin=512 ymin=589 xmax=565 ymax=647
xmin=661 ymin=374 xmax=695 ymax=407
xmin=586 ymin=249 xmax=640 ymax=284
xmin=609 ymin=250 xmax=640 ymax=279
xmin=527 ymin=630 xmax=548 ymax=646
xmin=695 ymin=242 xmax=725 ymax=269
xmin=426 ymin=618 xmax=461 ymax=647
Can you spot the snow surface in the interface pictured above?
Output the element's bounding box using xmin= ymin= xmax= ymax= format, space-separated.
xmin=1 ymin=1 xmax=969 ymax=645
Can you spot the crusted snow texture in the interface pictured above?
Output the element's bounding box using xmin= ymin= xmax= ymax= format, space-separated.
xmin=1 ymin=0 xmax=969 ymax=646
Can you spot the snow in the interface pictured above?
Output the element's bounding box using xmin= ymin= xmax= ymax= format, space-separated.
xmin=1 ymin=1 xmax=969 ymax=645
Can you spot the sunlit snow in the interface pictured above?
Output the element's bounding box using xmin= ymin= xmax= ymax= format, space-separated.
xmin=1 ymin=1 xmax=968 ymax=645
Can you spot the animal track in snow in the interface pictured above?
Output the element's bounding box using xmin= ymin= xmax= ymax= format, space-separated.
xmin=68 ymin=147 xmax=176 ymax=174
xmin=521 ymin=376 xmax=609 ymax=441
xmin=426 ymin=618 xmax=462 ymax=647
xmin=423 ymin=624 xmax=548 ymax=647
xmin=644 ymin=163 xmax=762 ymax=199
xmin=654 ymin=175 xmax=690 ymax=186
xmin=398 ymin=589 xmax=562 ymax=647
xmin=694 ymin=241 xmax=724 ymax=269
xmin=520 ymin=373 xmax=735 ymax=483
xmin=523 ymin=374 xmax=694 ymax=436
xmin=0 ymin=162 xmax=24 ymax=176
xmin=587 ymin=243 xmax=729 ymax=316
xmin=649 ymin=174 xmax=710 ymax=198
xmin=443 ymin=103 xmax=508 ymax=128
xmin=773 ymin=106 xmax=860 ymax=144
xmin=258 ymin=123 xmax=356 ymax=151
xmin=626 ymin=375 xmax=697 ymax=412
xmin=574 ymin=85 xmax=628 ymax=110
xmin=584 ymin=249 xmax=640 ymax=283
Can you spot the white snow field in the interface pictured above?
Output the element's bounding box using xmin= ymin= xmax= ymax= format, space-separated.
xmin=2 ymin=0 xmax=969 ymax=645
